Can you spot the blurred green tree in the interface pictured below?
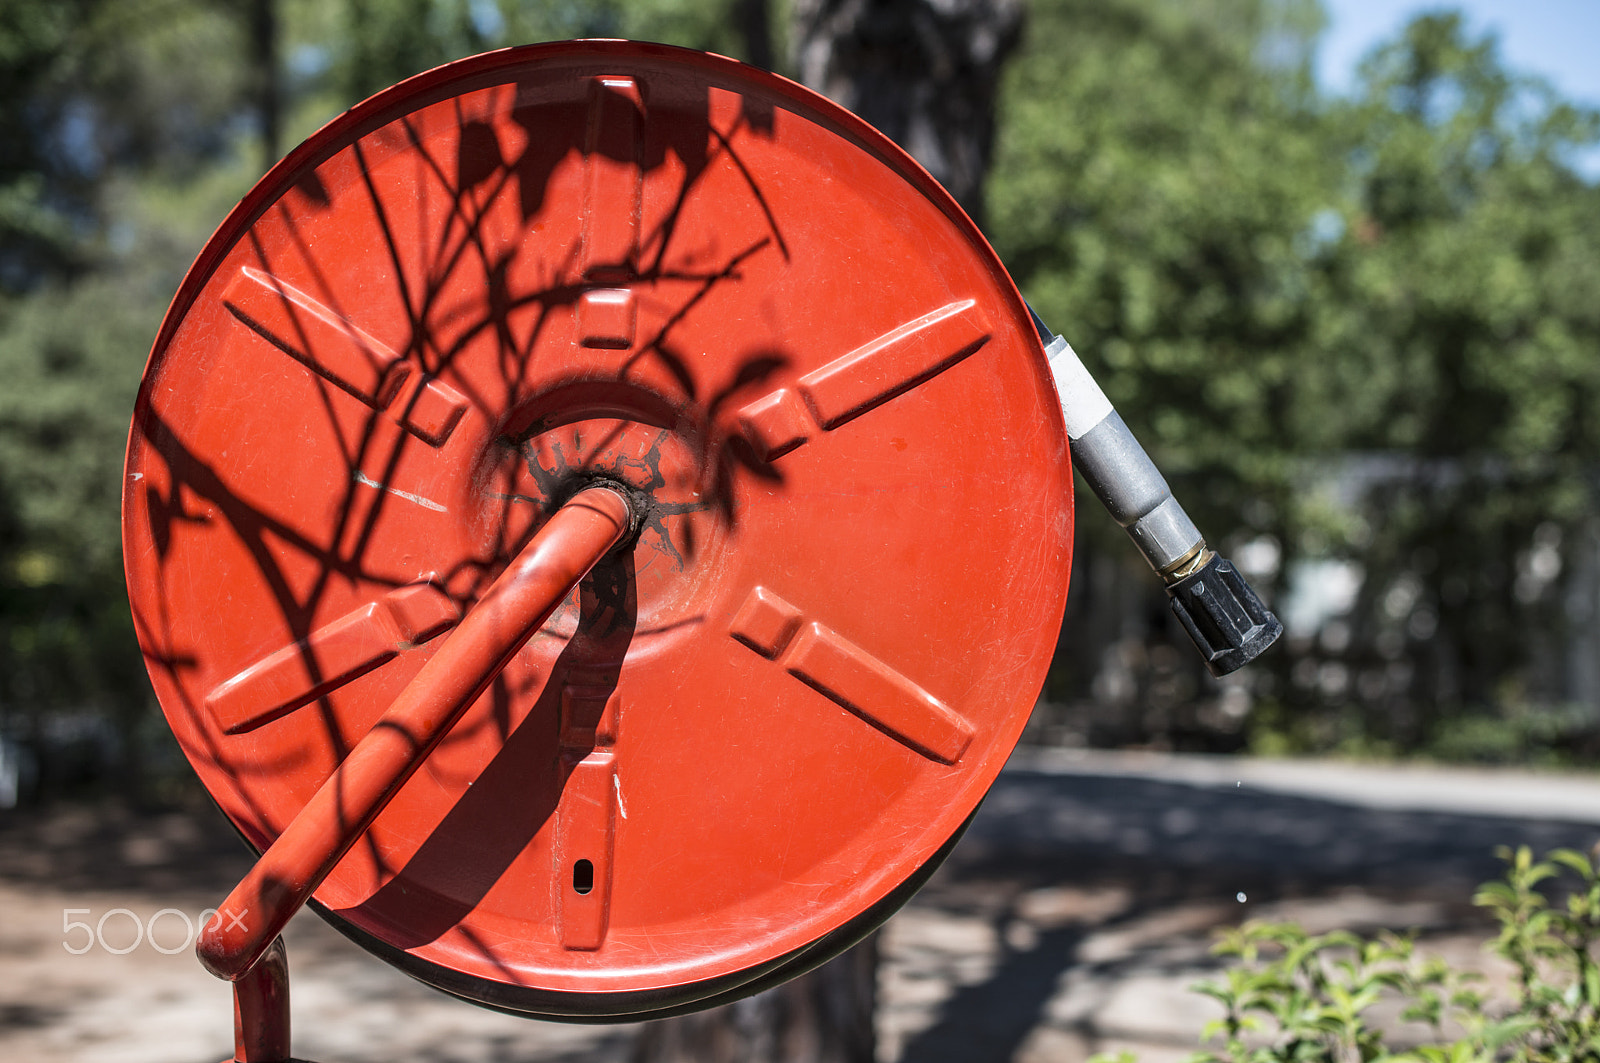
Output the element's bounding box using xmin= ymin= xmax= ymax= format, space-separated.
xmin=994 ymin=1 xmax=1600 ymax=758
xmin=991 ymin=0 xmax=1337 ymax=747
xmin=5 ymin=0 xmax=1600 ymax=792
xmin=1297 ymin=13 xmax=1600 ymax=754
xmin=0 ymin=0 xmax=261 ymax=793
xmin=0 ymin=0 xmax=761 ymax=795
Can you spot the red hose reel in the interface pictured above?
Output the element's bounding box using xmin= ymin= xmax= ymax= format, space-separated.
xmin=123 ymin=40 xmax=1074 ymax=1040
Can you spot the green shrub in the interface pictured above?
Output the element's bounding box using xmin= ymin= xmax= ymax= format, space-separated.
xmin=1098 ymin=845 xmax=1600 ymax=1063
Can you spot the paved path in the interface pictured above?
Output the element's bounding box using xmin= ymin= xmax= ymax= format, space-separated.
xmin=884 ymin=749 xmax=1600 ymax=1062
xmin=5 ymin=751 xmax=1600 ymax=1062
xmin=979 ymin=748 xmax=1600 ymax=894
xmin=1013 ymin=747 xmax=1600 ymax=821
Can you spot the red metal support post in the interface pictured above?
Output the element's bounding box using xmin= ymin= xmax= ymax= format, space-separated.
xmin=232 ymin=936 xmax=290 ymax=1062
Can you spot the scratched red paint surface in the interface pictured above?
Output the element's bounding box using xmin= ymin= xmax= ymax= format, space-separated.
xmin=122 ymin=41 xmax=1072 ymax=1014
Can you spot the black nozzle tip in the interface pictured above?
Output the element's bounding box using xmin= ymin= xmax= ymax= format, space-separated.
xmin=1166 ymin=556 xmax=1283 ymax=677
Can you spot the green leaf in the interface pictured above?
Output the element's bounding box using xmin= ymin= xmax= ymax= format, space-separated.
xmin=1551 ymin=850 xmax=1597 ymax=881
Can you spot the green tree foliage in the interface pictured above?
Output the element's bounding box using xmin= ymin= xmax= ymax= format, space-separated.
xmin=0 ymin=0 xmax=252 ymax=292
xmin=0 ymin=277 xmax=157 ymax=728
xmin=325 ymin=0 xmax=758 ymax=109
xmin=0 ymin=0 xmax=780 ymax=792
xmin=993 ymin=1 xmax=1600 ymax=755
xmin=992 ymin=0 xmax=1332 ymax=484
xmin=990 ymin=0 xmax=1343 ymax=742
xmin=4 ymin=0 xmax=1600 ymax=786
xmin=0 ymin=0 xmax=262 ymax=779
xmin=1305 ymin=15 xmax=1600 ymax=752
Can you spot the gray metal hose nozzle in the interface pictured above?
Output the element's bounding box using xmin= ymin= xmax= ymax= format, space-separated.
xmin=1033 ymin=310 xmax=1283 ymax=676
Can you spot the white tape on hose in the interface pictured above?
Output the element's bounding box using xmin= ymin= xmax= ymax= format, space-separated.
xmin=1046 ymin=336 xmax=1113 ymax=440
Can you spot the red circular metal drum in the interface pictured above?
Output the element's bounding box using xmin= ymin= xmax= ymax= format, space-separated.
xmin=123 ymin=41 xmax=1072 ymax=1019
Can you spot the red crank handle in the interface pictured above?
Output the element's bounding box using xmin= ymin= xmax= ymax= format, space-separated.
xmin=198 ymin=485 xmax=633 ymax=981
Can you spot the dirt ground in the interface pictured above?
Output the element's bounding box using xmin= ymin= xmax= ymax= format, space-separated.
xmin=5 ymin=751 xmax=1600 ymax=1063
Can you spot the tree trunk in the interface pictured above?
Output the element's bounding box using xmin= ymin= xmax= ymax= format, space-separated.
xmin=633 ymin=5 xmax=1021 ymax=1059
xmin=737 ymin=0 xmax=777 ymax=72
xmin=248 ymin=0 xmax=280 ymax=172
xmin=630 ymin=933 xmax=879 ymax=1063
xmin=790 ymin=0 xmax=1023 ymax=228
